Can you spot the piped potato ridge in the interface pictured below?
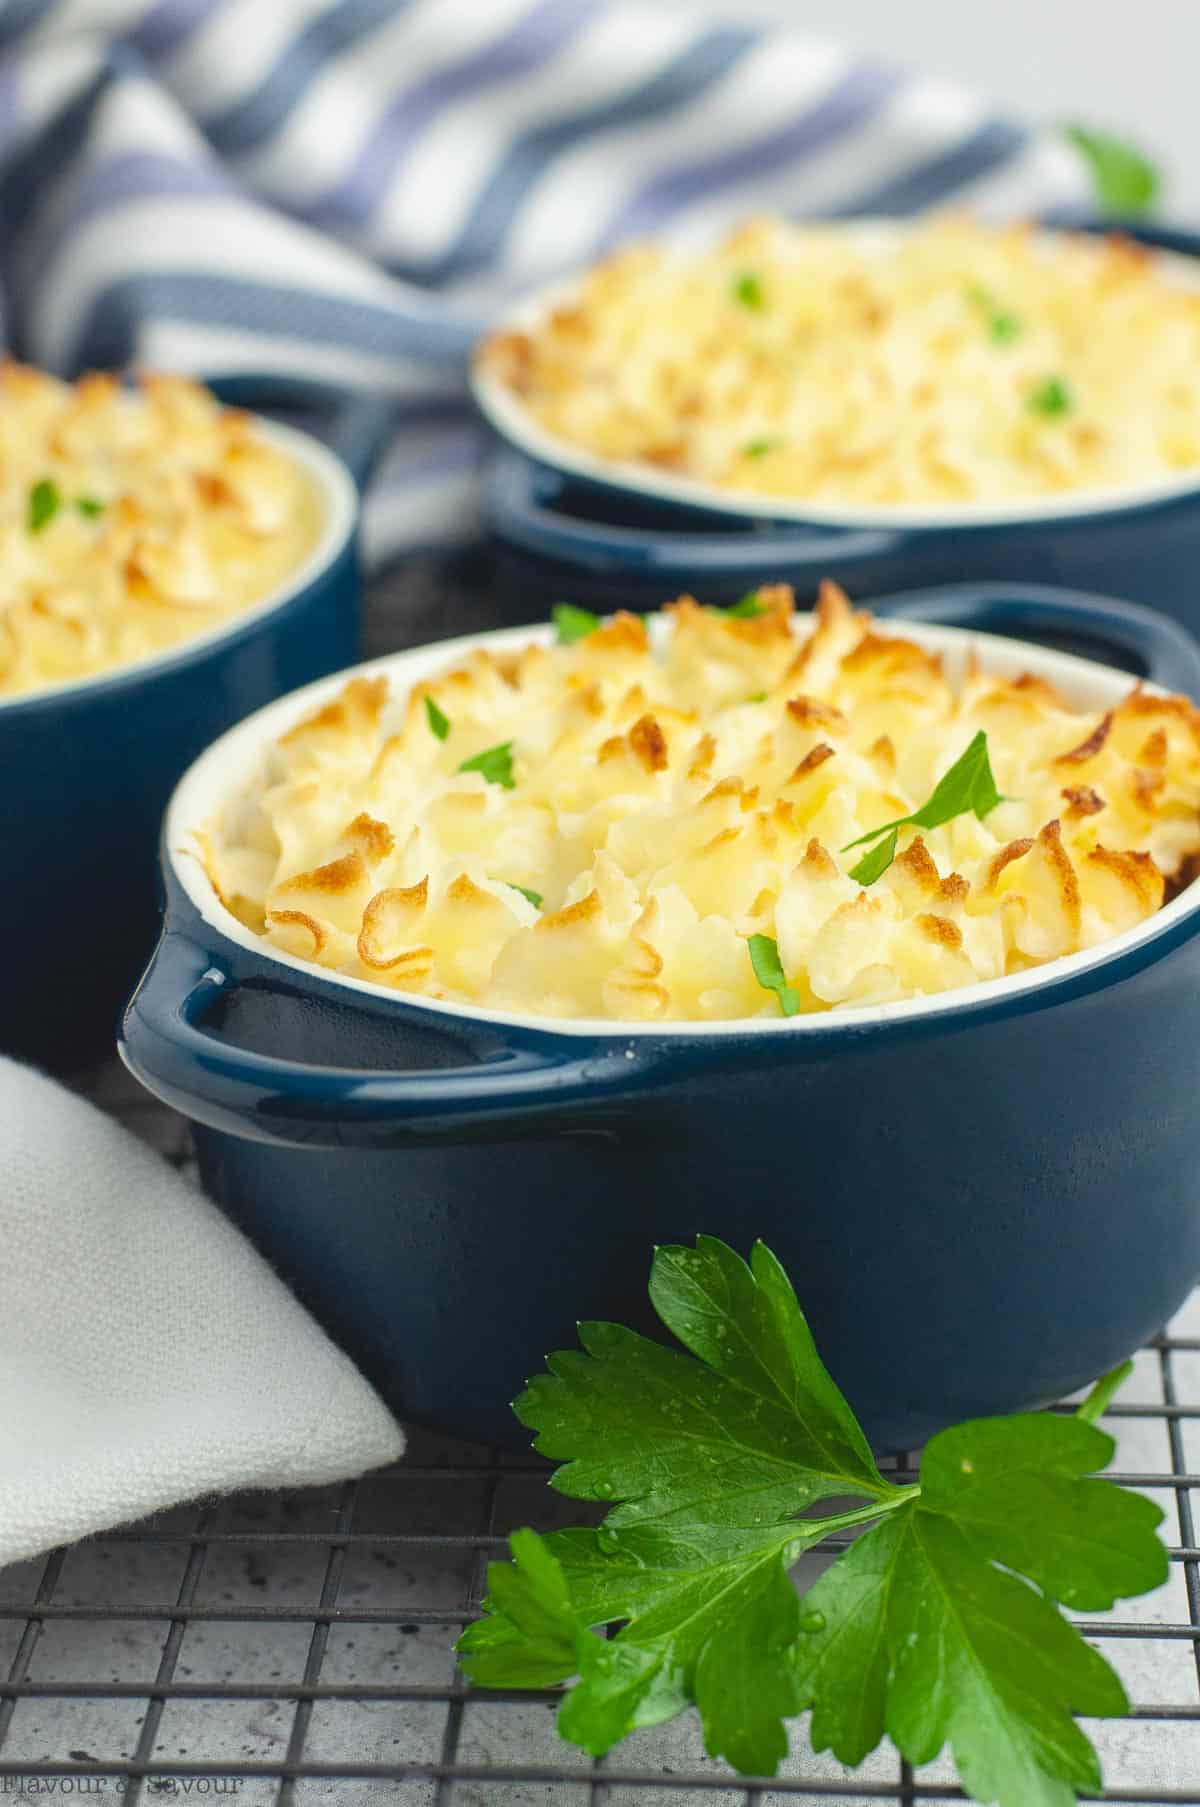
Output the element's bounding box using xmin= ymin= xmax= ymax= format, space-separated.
xmin=204 ymin=584 xmax=1200 ymax=1022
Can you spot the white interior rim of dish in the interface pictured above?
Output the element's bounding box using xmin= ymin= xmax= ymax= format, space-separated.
xmin=167 ymin=611 xmax=1200 ymax=1040
xmin=0 ymin=414 xmax=357 ymax=711
xmin=471 ymin=220 xmax=1200 ymax=532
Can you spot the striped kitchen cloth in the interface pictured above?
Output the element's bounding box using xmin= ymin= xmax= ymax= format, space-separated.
xmin=0 ymin=0 xmax=1093 ymax=562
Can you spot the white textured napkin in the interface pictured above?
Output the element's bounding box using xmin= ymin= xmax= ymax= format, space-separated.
xmin=0 ymin=1057 xmax=404 ymax=1565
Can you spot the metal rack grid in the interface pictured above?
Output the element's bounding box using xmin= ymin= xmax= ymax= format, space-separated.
xmin=0 ymin=1060 xmax=1197 ymax=1805
xmin=4 ymin=567 xmax=1199 ymax=1805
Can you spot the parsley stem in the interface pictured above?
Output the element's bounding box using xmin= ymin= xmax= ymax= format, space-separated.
xmin=1075 ymin=1358 xmax=1134 ymax=1425
xmin=804 ymin=1489 xmax=920 ymax=1538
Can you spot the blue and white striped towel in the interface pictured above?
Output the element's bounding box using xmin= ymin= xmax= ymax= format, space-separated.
xmin=0 ymin=0 xmax=1093 ymax=563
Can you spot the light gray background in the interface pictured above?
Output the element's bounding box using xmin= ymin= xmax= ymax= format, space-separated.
xmin=656 ymin=0 xmax=1200 ymax=221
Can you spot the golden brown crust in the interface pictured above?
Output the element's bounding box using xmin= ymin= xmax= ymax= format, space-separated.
xmin=916 ymin=912 xmax=964 ymax=951
xmin=0 ymin=366 xmax=320 ymax=697
xmin=205 ymin=587 xmax=1200 ymax=1022
xmin=1055 ymin=713 xmax=1113 ymax=765
xmin=480 ymin=218 xmax=1200 ymax=511
xmin=1061 ymin=785 xmax=1105 ymax=818
xmin=629 ymin=713 xmax=669 ymax=773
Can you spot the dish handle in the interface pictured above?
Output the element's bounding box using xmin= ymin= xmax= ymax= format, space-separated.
xmin=120 ymin=928 xmax=668 ymax=1150
xmin=875 ymin=582 xmax=1200 ymax=699
xmin=203 ymin=372 xmax=394 ymax=492
xmin=488 ymin=451 xmax=905 ymax=576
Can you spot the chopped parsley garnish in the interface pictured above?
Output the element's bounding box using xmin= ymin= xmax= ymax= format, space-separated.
xmin=553 ymin=603 xmax=602 ymax=645
xmin=722 ymin=590 xmax=767 ymax=619
xmin=1028 ymin=374 xmax=1072 ymax=417
xmin=460 ymin=1236 xmax=1165 ymax=1795
xmin=28 ymin=478 xmax=60 ymax=533
xmin=844 ymin=731 xmax=1004 ymax=884
xmin=506 ymin=883 xmax=543 ymax=910
xmin=1064 ymin=123 xmax=1161 ymax=216
xmin=747 ymin=933 xmax=799 ymax=1016
xmin=75 ymin=495 xmax=105 ymax=518
xmin=458 ymin=741 xmax=516 ymax=789
xmin=732 ymin=270 xmax=764 ymax=310
xmin=848 ymin=828 xmax=900 ymax=887
xmin=746 ymin=690 xmax=769 ymax=704
xmin=744 ymin=437 xmax=777 ymax=457
xmin=968 ymin=284 xmax=1022 ymax=344
xmin=424 ymin=695 xmax=451 ymax=741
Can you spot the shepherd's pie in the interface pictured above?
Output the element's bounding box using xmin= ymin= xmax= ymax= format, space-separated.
xmin=203 ymin=585 xmax=1200 ymax=1021
xmin=479 ymin=216 xmax=1200 ymax=509
xmin=0 ymin=366 xmax=321 ymax=696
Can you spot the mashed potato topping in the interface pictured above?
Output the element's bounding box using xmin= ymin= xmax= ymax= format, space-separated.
xmin=204 ymin=585 xmax=1200 ymax=1022
xmin=479 ymin=217 xmax=1200 ymax=509
xmin=0 ymin=366 xmax=322 ymax=696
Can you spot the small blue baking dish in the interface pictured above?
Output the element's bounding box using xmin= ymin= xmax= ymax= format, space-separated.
xmin=1 ymin=377 xmax=388 ymax=1067
xmin=477 ymin=219 xmax=1200 ymax=630
xmin=120 ymin=582 xmax=1200 ymax=1451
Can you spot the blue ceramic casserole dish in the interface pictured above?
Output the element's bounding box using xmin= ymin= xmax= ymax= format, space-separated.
xmin=121 ymin=583 xmax=1200 ymax=1452
xmin=1 ymin=381 xmax=379 ymax=1066
xmin=476 ymin=220 xmax=1200 ymax=628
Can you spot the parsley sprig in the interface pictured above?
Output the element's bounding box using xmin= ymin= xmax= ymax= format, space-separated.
xmin=845 ymin=729 xmax=1004 ymax=884
xmin=458 ymin=741 xmax=516 ymax=788
xmin=553 ymin=603 xmax=601 ymax=644
xmin=1064 ymin=123 xmax=1161 ymax=216
xmin=459 ymin=1237 xmax=1166 ymax=1798
xmin=424 ymin=695 xmax=451 ymax=741
xmin=732 ymin=270 xmax=764 ymax=310
xmin=747 ymin=932 xmax=799 ymax=1016
xmin=27 ymin=479 xmax=106 ymax=532
xmin=28 ymin=477 xmax=60 ymax=533
xmin=968 ymin=283 xmax=1022 ymax=344
xmin=1029 ymin=374 xmax=1073 ymax=417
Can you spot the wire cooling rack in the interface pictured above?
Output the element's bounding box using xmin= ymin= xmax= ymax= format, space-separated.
xmin=0 ymin=1056 xmax=1196 ymax=1807
xmin=5 ymin=561 xmax=1199 ymax=1805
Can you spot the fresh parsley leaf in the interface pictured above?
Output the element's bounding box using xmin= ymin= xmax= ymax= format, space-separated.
xmin=1029 ymin=374 xmax=1072 ymax=416
xmin=1064 ymin=123 xmax=1161 ymax=216
xmin=517 ymin=1238 xmax=891 ymax=1522
xmin=796 ymin=1504 xmax=1128 ymax=1803
xmin=75 ymin=495 xmax=105 ymax=519
xmin=795 ymin=1394 xmax=1164 ymax=1804
xmin=744 ymin=438 xmax=777 ymax=457
xmin=424 ymin=694 xmax=451 ymax=741
xmin=28 ymin=477 xmax=60 ymax=533
xmin=747 ymin=933 xmax=799 ymax=1017
xmin=746 ymin=690 xmax=769 ymax=704
xmin=458 ymin=1528 xmax=581 ymax=1689
xmin=844 ymin=731 xmax=1004 ymax=883
xmin=553 ymin=603 xmax=601 ymax=644
xmin=732 ymin=270 xmax=764 ymax=310
xmin=848 ymin=826 xmax=899 ymax=886
xmin=458 ymin=741 xmax=516 ymax=788
xmin=916 ymin=1409 xmax=1166 ymax=1610
xmin=460 ymin=1240 xmax=1166 ymax=1802
xmin=506 ymin=882 xmax=543 ymax=909
xmin=464 ymin=1237 xmax=898 ymax=1770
